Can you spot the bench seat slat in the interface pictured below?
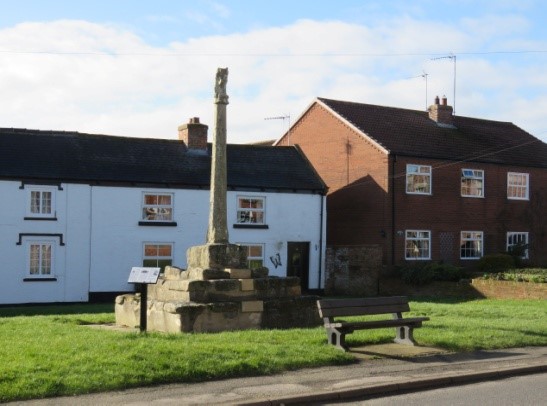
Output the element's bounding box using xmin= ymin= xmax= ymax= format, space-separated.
xmin=325 ymin=317 xmax=429 ymax=331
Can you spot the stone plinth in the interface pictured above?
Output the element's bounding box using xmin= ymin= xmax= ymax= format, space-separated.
xmin=187 ymin=243 xmax=247 ymax=270
xmin=116 ymin=294 xmax=320 ymax=333
xmin=115 ymin=263 xmax=322 ymax=333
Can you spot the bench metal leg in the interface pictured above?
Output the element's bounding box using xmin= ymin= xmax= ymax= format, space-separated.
xmin=326 ymin=328 xmax=348 ymax=351
xmin=394 ymin=326 xmax=417 ymax=345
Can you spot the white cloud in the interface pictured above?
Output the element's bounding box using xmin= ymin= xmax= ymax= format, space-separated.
xmin=0 ymin=17 xmax=546 ymax=144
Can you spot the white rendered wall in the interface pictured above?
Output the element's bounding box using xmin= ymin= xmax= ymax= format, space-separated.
xmin=89 ymin=186 xmax=326 ymax=293
xmin=0 ymin=181 xmax=90 ymax=304
xmin=1 ymin=179 xmax=325 ymax=304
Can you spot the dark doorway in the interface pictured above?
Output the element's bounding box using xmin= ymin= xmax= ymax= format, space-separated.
xmin=287 ymin=242 xmax=310 ymax=291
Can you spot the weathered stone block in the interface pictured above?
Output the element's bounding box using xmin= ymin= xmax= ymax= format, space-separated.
xmin=261 ymin=296 xmax=321 ymax=329
xmin=164 ymin=266 xmax=186 ymax=280
xmin=251 ymin=267 xmax=269 ymax=278
xmin=254 ymin=277 xmax=302 ymax=299
xmin=241 ymin=300 xmax=263 ymax=313
xmin=187 ymin=243 xmax=247 ymax=270
xmin=187 ymin=267 xmax=230 ymax=280
xmin=240 ymin=279 xmax=255 ymax=291
xmin=114 ymin=294 xmax=140 ymax=328
xmin=225 ymin=268 xmax=252 ymax=279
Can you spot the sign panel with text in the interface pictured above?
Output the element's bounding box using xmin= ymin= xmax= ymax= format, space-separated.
xmin=127 ymin=267 xmax=161 ymax=284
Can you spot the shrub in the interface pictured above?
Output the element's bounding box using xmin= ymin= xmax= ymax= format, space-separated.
xmin=397 ymin=264 xmax=435 ymax=285
xmin=477 ymin=254 xmax=515 ymax=273
xmin=396 ymin=262 xmax=465 ymax=285
xmin=427 ymin=263 xmax=465 ymax=282
xmin=480 ymin=268 xmax=547 ymax=283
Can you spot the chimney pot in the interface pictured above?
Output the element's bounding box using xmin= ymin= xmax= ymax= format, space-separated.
xmin=178 ymin=117 xmax=208 ymax=150
xmin=428 ymin=96 xmax=454 ymax=127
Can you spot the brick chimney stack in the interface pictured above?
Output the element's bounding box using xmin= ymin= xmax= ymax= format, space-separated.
xmin=428 ymin=95 xmax=455 ymax=127
xmin=178 ymin=117 xmax=208 ymax=150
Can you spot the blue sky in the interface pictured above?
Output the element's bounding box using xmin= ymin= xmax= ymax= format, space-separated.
xmin=1 ymin=0 xmax=546 ymax=143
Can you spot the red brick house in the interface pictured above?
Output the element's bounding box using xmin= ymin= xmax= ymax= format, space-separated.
xmin=274 ymin=96 xmax=547 ymax=269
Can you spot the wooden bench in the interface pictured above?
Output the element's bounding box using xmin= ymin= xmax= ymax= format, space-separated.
xmin=317 ymin=296 xmax=429 ymax=351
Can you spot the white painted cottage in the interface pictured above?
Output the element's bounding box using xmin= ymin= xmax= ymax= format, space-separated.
xmin=0 ymin=119 xmax=327 ymax=304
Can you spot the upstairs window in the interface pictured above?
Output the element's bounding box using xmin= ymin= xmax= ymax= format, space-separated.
xmin=405 ymin=230 xmax=431 ymax=260
xmin=461 ymin=169 xmax=484 ymax=197
xmin=406 ymin=165 xmax=431 ymax=195
xmin=240 ymin=244 xmax=264 ymax=269
xmin=143 ymin=243 xmax=173 ymax=272
xmin=142 ymin=193 xmax=173 ymax=222
xmin=237 ymin=197 xmax=265 ymax=224
xmin=27 ymin=187 xmax=56 ymax=218
xmin=507 ymin=172 xmax=529 ymax=200
xmin=507 ymin=232 xmax=529 ymax=259
xmin=460 ymin=231 xmax=483 ymax=259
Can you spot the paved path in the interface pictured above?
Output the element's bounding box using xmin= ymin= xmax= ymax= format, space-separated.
xmin=8 ymin=345 xmax=546 ymax=405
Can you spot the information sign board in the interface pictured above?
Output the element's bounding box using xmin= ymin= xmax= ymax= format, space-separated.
xmin=128 ymin=267 xmax=161 ymax=284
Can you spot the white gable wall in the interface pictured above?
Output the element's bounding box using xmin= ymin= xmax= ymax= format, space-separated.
xmin=0 ymin=181 xmax=90 ymax=304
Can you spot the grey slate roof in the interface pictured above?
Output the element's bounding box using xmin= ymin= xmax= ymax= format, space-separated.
xmin=0 ymin=128 xmax=326 ymax=192
xmin=318 ymin=97 xmax=547 ymax=168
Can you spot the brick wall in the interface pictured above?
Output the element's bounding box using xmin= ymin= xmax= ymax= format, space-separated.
xmin=392 ymin=157 xmax=547 ymax=267
xmin=280 ymin=103 xmax=393 ymax=262
xmin=471 ymin=279 xmax=546 ymax=300
xmin=277 ymin=101 xmax=547 ymax=268
xmin=379 ymin=278 xmax=546 ymax=300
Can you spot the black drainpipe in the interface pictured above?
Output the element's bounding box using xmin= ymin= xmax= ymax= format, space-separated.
xmin=318 ymin=192 xmax=325 ymax=290
xmin=391 ymin=154 xmax=397 ymax=269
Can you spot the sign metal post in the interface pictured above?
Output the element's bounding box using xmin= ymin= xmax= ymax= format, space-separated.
xmin=127 ymin=267 xmax=161 ymax=333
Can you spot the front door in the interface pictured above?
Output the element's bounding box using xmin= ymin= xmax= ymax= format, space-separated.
xmin=287 ymin=242 xmax=310 ymax=291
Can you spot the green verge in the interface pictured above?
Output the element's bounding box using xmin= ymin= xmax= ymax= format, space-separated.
xmin=0 ymin=298 xmax=546 ymax=402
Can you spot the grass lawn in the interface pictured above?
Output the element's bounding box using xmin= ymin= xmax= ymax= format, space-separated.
xmin=0 ymin=298 xmax=545 ymax=402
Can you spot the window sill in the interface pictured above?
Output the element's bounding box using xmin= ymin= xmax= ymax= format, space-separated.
xmin=24 ymin=217 xmax=58 ymax=221
xmin=23 ymin=277 xmax=57 ymax=282
xmin=138 ymin=221 xmax=177 ymax=227
xmin=233 ymin=224 xmax=269 ymax=229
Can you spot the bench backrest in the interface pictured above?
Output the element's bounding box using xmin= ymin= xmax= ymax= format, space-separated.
xmin=317 ymin=296 xmax=410 ymax=318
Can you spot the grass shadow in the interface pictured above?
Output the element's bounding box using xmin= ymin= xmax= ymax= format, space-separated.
xmin=0 ymin=303 xmax=114 ymax=318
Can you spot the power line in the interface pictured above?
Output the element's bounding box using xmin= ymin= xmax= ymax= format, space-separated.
xmin=0 ymin=49 xmax=546 ymax=57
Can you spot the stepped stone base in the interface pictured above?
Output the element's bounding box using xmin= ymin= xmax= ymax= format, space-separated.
xmin=115 ymin=243 xmax=321 ymax=333
xmin=115 ymin=294 xmax=320 ymax=333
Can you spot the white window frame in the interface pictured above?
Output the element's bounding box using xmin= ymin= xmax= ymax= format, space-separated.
xmin=461 ymin=169 xmax=484 ymax=198
xmin=26 ymin=239 xmax=55 ymax=278
xmin=239 ymin=243 xmax=265 ymax=269
xmin=507 ymin=232 xmax=529 ymax=259
xmin=405 ymin=230 xmax=431 ymax=260
xmin=142 ymin=193 xmax=174 ymax=222
xmin=507 ymin=172 xmax=529 ymax=200
xmin=406 ymin=164 xmax=432 ymax=195
xmin=26 ymin=186 xmax=56 ymax=218
xmin=143 ymin=242 xmax=173 ymax=272
xmin=460 ymin=231 xmax=483 ymax=260
xmin=236 ymin=196 xmax=266 ymax=224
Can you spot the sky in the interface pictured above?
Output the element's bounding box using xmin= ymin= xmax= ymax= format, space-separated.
xmin=1 ymin=0 xmax=547 ymax=143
